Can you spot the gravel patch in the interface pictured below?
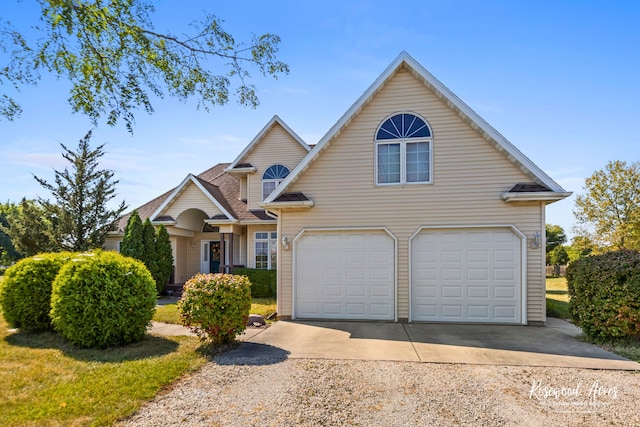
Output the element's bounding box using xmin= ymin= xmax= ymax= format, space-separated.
xmin=118 ymin=356 xmax=640 ymax=426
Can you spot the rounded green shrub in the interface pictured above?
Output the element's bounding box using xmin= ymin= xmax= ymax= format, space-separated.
xmin=0 ymin=252 xmax=75 ymax=331
xmin=567 ymin=249 xmax=640 ymax=341
xmin=232 ymin=267 xmax=276 ymax=298
xmin=50 ymin=251 xmax=157 ymax=348
xmin=179 ymin=273 xmax=252 ymax=344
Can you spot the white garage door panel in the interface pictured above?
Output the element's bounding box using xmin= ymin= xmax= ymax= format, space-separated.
xmin=295 ymin=231 xmax=395 ymax=320
xmin=411 ymin=228 xmax=521 ymax=323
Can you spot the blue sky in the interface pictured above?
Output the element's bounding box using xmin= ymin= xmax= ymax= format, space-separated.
xmin=2 ymin=0 xmax=639 ymax=240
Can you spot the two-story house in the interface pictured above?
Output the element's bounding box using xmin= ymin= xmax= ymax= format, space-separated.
xmin=105 ymin=52 xmax=571 ymax=325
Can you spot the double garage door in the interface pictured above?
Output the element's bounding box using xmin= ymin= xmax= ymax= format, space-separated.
xmin=294 ymin=228 xmax=522 ymax=323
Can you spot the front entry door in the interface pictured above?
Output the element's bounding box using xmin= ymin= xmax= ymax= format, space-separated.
xmin=201 ymin=240 xmax=221 ymax=273
xmin=209 ymin=241 xmax=221 ymax=273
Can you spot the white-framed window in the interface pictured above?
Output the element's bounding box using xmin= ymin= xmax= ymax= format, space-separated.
xmin=375 ymin=112 xmax=432 ymax=185
xmin=255 ymin=231 xmax=277 ymax=269
xmin=262 ymin=164 xmax=290 ymax=200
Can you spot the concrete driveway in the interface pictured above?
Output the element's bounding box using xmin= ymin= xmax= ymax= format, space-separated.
xmin=233 ymin=319 xmax=640 ymax=370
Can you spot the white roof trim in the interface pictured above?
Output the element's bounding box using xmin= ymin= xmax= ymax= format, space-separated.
xmin=151 ymin=220 xmax=177 ymax=226
xmin=226 ymin=115 xmax=311 ymax=171
xmin=149 ymin=174 xmax=235 ymax=221
xmin=502 ymin=191 xmax=573 ymax=203
xmin=259 ymin=200 xmax=315 ymax=209
xmin=226 ymin=166 xmax=257 ymax=174
xmin=266 ymin=51 xmax=568 ymax=203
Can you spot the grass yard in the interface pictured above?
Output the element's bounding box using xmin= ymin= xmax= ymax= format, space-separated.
xmin=544 ymin=276 xmax=640 ymax=362
xmin=0 ymin=310 xmax=208 ymax=426
xmin=154 ymin=297 xmax=277 ymax=325
xmin=545 ymin=276 xmax=570 ymax=319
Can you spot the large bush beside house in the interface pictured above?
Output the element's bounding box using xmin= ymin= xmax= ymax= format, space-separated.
xmin=0 ymin=252 xmax=75 ymax=331
xmin=232 ymin=268 xmax=276 ymax=298
xmin=179 ymin=273 xmax=251 ymax=344
xmin=567 ymin=249 xmax=640 ymax=341
xmin=50 ymin=251 xmax=156 ymax=348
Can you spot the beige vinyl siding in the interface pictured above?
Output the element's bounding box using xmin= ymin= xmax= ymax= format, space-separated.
xmin=240 ymin=176 xmax=247 ymax=201
xmin=103 ymin=236 xmax=121 ymax=252
xmin=244 ymin=123 xmax=310 ymax=210
xmin=162 ymin=182 xmax=225 ymax=220
xmin=173 ymin=236 xmax=189 ymax=283
xmin=277 ymin=68 xmax=547 ymax=323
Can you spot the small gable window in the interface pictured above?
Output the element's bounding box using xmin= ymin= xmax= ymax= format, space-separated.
xmin=375 ymin=113 xmax=432 ymax=185
xmin=262 ymin=164 xmax=290 ymax=200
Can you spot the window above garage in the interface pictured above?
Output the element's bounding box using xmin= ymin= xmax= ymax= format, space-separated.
xmin=375 ymin=112 xmax=432 ymax=185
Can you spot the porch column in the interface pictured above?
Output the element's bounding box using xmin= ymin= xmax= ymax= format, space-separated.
xmin=219 ymin=233 xmax=235 ymax=273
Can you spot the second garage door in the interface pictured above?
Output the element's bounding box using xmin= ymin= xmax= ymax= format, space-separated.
xmin=411 ymin=227 xmax=522 ymax=323
xmin=295 ymin=230 xmax=395 ymax=320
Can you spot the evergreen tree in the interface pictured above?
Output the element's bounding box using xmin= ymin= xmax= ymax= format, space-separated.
xmin=120 ymin=211 xmax=144 ymax=259
xmin=155 ymin=225 xmax=174 ymax=294
xmin=0 ymin=201 xmax=22 ymax=264
xmin=0 ymin=198 xmax=59 ymax=257
xmin=34 ymin=131 xmax=127 ymax=251
xmin=142 ymin=218 xmax=159 ymax=286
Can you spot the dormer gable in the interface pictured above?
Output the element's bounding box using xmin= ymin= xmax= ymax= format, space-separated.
xmin=226 ymin=115 xmax=312 ymax=209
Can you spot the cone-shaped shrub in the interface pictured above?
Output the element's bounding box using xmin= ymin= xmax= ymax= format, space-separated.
xmin=50 ymin=251 xmax=156 ymax=348
xmin=179 ymin=273 xmax=251 ymax=344
xmin=0 ymin=252 xmax=75 ymax=331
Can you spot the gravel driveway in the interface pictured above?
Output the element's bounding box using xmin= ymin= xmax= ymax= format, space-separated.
xmin=119 ymin=355 xmax=640 ymax=426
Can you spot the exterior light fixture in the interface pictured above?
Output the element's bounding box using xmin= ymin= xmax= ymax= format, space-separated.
xmin=530 ymin=231 xmax=541 ymax=249
xmin=282 ymin=236 xmax=290 ymax=250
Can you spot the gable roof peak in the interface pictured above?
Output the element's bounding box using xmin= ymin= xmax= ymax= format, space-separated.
xmin=265 ymin=51 xmax=568 ymax=203
xmin=226 ymin=115 xmax=310 ymax=171
xmin=149 ymin=173 xmax=235 ymax=221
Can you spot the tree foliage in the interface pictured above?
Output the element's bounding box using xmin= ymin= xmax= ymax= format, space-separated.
xmin=548 ymin=245 xmax=569 ymax=266
xmin=0 ymin=198 xmax=59 ymax=257
xmin=0 ymin=202 xmax=22 ymax=264
xmin=34 ymin=131 xmax=127 ymax=251
xmin=574 ymin=160 xmax=640 ymax=250
xmin=120 ymin=212 xmax=173 ymax=293
xmin=154 ymin=224 xmax=173 ymax=293
xmin=1 ymin=0 xmax=289 ymax=131
xmin=545 ymin=224 xmax=566 ymax=253
xmin=141 ymin=217 xmax=158 ymax=280
xmin=120 ymin=210 xmax=144 ymax=259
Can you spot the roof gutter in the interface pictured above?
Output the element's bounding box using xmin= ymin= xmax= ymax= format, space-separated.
xmin=204 ymin=219 xmax=240 ymax=225
xmin=225 ymin=166 xmax=257 ymax=174
xmin=502 ymin=191 xmax=573 ymax=203
xmin=260 ymin=200 xmax=315 ymax=210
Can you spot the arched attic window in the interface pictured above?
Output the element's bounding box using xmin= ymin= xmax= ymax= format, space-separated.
xmin=262 ymin=164 xmax=290 ymax=200
xmin=375 ymin=112 xmax=432 ymax=184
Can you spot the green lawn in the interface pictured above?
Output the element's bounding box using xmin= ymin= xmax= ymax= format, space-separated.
xmin=154 ymin=297 xmax=277 ymax=325
xmin=0 ymin=309 xmax=208 ymax=426
xmin=546 ymin=277 xmax=570 ymax=319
